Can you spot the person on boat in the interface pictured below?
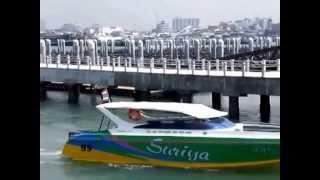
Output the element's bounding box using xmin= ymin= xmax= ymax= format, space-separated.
xmin=128 ymin=108 xmax=144 ymax=121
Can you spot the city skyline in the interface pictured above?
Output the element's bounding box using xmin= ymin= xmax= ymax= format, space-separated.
xmin=40 ymin=0 xmax=280 ymax=31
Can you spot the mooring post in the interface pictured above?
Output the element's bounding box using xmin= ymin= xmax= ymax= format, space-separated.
xmin=212 ymin=92 xmax=221 ymax=110
xmin=260 ymin=95 xmax=271 ymax=123
xmin=229 ymin=96 xmax=240 ymax=122
xmin=67 ymin=83 xmax=80 ymax=104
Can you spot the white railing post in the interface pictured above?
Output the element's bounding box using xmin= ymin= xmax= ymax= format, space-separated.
xmin=207 ymin=60 xmax=211 ymax=76
xmin=201 ymin=58 xmax=205 ymax=70
xmin=67 ymin=55 xmax=70 ymax=69
xmin=46 ymin=56 xmax=48 ymax=68
xmin=96 ymin=56 xmax=100 ymax=67
xmin=242 ymin=61 xmax=246 ymax=77
xmin=192 ymin=59 xmax=195 ymax=75
xmin=150 ymin=58 xmax=154 ymax=73
xmin=163 ymin=58 xmax=167 ymax=74
xmin=117 ymin=56 xmax=121 ymax=67
xmin=128 ymin=57 xmax=132 ymax=67
xmin=262 ymin=60 xmax=266 ymax=78
xmin=230 ymin=59 xmax=234 ymax=71
xmin=216 ymin=59 xmax=220 ymax=71
xmin=246 ymin=59 xmax=250 ymax=72
xmin=88 ymin=56 xmax=91 ymax=70
xmin=277 ymin=59 xmax=280 ymax=72
xmin=106 ymin=56 xmax=110 ymax=67
xmin=223 ymin=62 xmax=227 ymax=76
xmin=56 ymin=55 xmax=60 ymax=68
xmin=112 ymin=58 xmax=115 ymax=71
xmin=176 ymin=59 xmax=181 ymax=74
xmin=77 ymin=57 xmax=81 ymax=69
xmin=124 ymin=59 xmax=127 ymax=72
xmin=100 ymin=57 xmax=103 ymax=70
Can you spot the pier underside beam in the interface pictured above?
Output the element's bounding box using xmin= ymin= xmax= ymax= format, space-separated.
xmin=260 ymin=95 xmax=271 ymax=123
xmin=212 ymin=92 xmax=221 ymax=110
xmin=229 ymin=96 xmax=240 ymax=122
xmin=179 ymin=91 xmax=193 ymax=103
xmin=40 ymin=81 xmax=48 ymax=101
xmin=133 ymin=90 xmax=151 ymax=101
xmin=66 ymin=83 xmax=80 ymax=104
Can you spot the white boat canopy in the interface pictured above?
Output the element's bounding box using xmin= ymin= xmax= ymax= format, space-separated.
xmin=96 ymin=102 xmax=228 ymax=119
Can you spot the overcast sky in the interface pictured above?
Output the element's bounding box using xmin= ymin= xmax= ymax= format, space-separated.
xmin=40 ymin=0 xmax=280 ymax=30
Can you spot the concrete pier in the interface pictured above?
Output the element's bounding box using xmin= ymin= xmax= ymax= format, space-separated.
xmin=229 ymin=96 xmax=239 ymax=122
xmin=260 ymin=95 xmax=271 ymax=122
xmin=211 ymin=92 xmax=221 ymax=110
xmin=66 ymin=83 xmax=80 ymax=104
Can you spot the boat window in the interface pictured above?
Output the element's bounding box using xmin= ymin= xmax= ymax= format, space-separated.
xmin=207 ymin=117 xmax=235 ymax=129
xmin=134 ymin=117 xmax=235 ymax=130
xmin=106 ymin=108 xmax=189 ymax=124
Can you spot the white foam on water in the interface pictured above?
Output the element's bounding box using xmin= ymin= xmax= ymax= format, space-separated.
xmin=40 ymin=150 xmax=62 ymax=156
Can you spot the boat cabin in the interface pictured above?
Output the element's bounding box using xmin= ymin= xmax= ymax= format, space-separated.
xmin=96 ymin=102 xmax=241 ymax=132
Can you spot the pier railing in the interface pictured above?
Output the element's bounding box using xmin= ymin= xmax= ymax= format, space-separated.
xmin=40 ymin=55 xmax=280 ymax=78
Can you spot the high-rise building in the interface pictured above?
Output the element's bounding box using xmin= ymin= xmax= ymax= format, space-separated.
xmin=172 ymin=18 xmax=200 ymax=32
xmin=156 ymin=20 xmax=170 ymax=33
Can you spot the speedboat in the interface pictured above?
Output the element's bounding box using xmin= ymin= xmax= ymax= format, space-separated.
xmin=62 ymin=102 xmax=280 ymax=169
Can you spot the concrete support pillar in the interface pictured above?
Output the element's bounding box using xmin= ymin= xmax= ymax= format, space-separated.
xmin=159 ymin=39 xmax=164 ymax=61
xmin=218 ymin=39 xmax=224 ymax=58
xmin=111 ymin=39 xmax=114 ymax=57
xmin=212 ymin=39 xmax=217 ymax=59
xmin=169 ymin=39 xmax=174 ymax=60
xmin=212 ymin=92 xmax=221 ymax=110
xmin=138 ymin=40 xmax=144 ymax=67
xmin=229 ymin=96 xmax=239 ymax=122
xmin=184 ymin=39 xmax=190 ymax=62
xmin=131 ymin=39 xmax=135 ymax=64
xmin=226 ymin=38 xmax=231 ymax=53
xmin=45 ymin=39 xmax=52 ymax=62
xmin=260 ymin=95 xmax=270 ymax=123
xmin=133 ymin=90 xmax=151 ymax=101
xmin=40 ymin=39 xmax=46 ymax=63
xmin=232 ymin=38 xmax=236 ymax=55
xmin=79 ymin=40 xmax=84 ymax=59
xmin=40 ymin=82 xmax=48 ymax=101
xmin=62 ymin=39 xmax=66 ymax=56
xmin=67 ymin=83 xmax=80 ymax=104
xmin=195 ymin=39 xmax=200 ymax=61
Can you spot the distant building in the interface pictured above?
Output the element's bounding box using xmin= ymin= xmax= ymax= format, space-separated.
xmin=60 ymin=23 xmax=82 ymax=33
xmin=156 ymin=20 xmax=170 ymax=33
xmin=172 ymin=18 xmax=200 ymax=32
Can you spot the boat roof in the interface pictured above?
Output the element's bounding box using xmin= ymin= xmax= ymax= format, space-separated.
xmin=96 ymin=102 xmax=228 ymax=119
